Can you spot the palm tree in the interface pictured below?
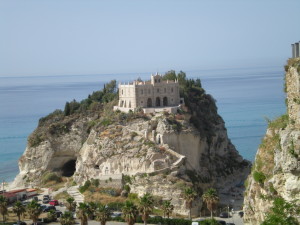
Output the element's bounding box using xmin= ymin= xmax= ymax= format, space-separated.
xmin=202 ymin=188 xmax=219 ymax=219
xmin=183 ymin=187 xmax=197 ymax=220
xmin=66 ymin=197 xmax=76 ymax=212
xmin=0 ymin=195 xmax=8 ymax=223
xmin=139 ymin=193 xmax=154 ymax=225
xmin=95 ymin=203 xmax=111 ymax=225
xmin=77 ymin=202 xmax=91 ymax=225
xmin=122 ymin=200 xmax=139 ymax=225
xmin=60 ymin=211 xmax=75 ymax=225
xmin=88 ymin=201 xmax=98 ymax=219
xmin=26 ymin=200 xmax=42 ymax=224
xmin=47 ymin=209 xmax=57 ymax=222
xmin=13 ymin=201 xmax=26 ymax=222
xmin=161 ymin=200 xmax=174 ymax=219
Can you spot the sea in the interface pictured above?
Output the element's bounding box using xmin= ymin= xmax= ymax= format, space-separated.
xmin=0 ymin=66 xmax=286 ymax=182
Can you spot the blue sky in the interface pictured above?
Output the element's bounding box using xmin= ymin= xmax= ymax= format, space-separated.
xmin=1 ymin=0 xmax=300 ymax=77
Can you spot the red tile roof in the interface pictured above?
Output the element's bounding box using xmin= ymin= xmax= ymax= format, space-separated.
xmin=8 ymin=189 xmax=27 ymax=194
xmin=1 ymin=192 xmax=16 ymax=198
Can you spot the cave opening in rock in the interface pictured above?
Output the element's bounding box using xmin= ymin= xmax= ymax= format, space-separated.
xmin=61 ymin=159 xmax=76 ymax=177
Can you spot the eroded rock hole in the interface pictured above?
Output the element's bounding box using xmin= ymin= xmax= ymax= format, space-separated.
xmin=61 ymin=159 xmax=76 ymax=177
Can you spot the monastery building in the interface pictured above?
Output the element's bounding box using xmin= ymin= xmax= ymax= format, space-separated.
xmin=114 ymin=73 xmax=183 ymax=113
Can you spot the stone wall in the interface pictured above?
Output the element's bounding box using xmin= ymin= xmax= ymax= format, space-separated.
xmin=286 ymin=64 xmax=300 ymax=125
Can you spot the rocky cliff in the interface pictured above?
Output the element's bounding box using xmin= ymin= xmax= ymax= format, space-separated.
xmin=243 ymin=58 xmax=300 ymax=224
xmin=13 ymin=75 xmax=250 ymax=216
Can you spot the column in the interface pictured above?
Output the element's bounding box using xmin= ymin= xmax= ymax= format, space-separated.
xmin=295 ymin=42 xmax=300 ymax=58
xmin=292 ymin=44 xmax=295 ymax=58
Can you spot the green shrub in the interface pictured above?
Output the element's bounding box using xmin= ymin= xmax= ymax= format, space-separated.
xmin=261 ymin=197 xmax=300 ymax=225
xmin=28 ymin=133 xmax=45 ymax=147
xmin=107 ymin=201 xmax=124 ymax=211
xmin=128 ymin=193 xmax=139 ymax=201
xmin=288 ymin=140 xmax=298 ymax=158
xmin=253 ymin=171 xmax=266 ymax=184
xmin=110 ymin=216 xmax=125 ymax=222
xmin=91 ymin=178 xmax=100 ymax=187
xmin=267 ymin=114 xmax=289 ymax=130
xmin=131 ymin=215 xmax=191 ymax=225
xmin=100 ymin=188 xmax=118 ymax=196
xmin=42 ymin=172 xmax=62 ymax=184
xmin=199 ymin=218 xmax=220 ymax=225
xmin=144 ymin=140 xmax=155 ymax=147
xmin=79 ymin=180 xmax=91 ymax=193
xmin=269 ymin=183 xmax=277 ymax=195
xmin=100 ymin=118 xmax=112 ymax=126
xmin=123 ymin=175 xmax=132 ymax=184
xmin=124 ymin=184 xmax=130 ymax=192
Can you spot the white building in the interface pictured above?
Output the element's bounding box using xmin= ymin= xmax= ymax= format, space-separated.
xmin=114 ymin=73 xmax=183 ymax=113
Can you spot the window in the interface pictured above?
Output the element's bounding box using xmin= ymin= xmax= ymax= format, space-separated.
xmin=155 ymin=79 xmax=157 ymax=83
xmin=148 ymin=89 xmax=150 ymax=94
xmin=141 ymin=89 xmax=143 ymax=94
xmin=121 ymin=89 xmax=123 ymax=95
xmin=164 ymin=88 xmax=166 ymax=93
xmin=157 ymin=88 xmax=159 ymax=93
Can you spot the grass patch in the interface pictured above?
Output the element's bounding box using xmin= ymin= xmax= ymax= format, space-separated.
xmin=253 ymin=171 xmax=266 ymax=185
xmin=84 ymin=191 xmax=126 ymax=204
xmin=42 ymin=172 xmax=62 ymax=184
xmin=53 ymin=191 xmax=72 ymax=201
xmin=266 ymin=114 xmax=289 ymax=130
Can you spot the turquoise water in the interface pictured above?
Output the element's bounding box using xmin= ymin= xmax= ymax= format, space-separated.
xmin=0 ymin=66 xmax=286 ymax=182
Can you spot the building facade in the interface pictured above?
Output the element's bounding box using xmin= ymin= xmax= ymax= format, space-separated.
xmin=292 ymin=41 xmax=300 ymax=58
xmin=114 ymin=73 xmax=182 ymax=113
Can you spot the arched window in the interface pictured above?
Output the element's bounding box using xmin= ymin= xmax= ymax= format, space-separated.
xmin=121 ymin=89 xmax=123 ymax=95
xmin=163 ymin=97 xmax=168 ymax=106
xmin=147 ymin=98 xmax=152 ymax=107
xmin=129 ymin=101 xmax=131 ymax=108
xmin=156 ymin=97 xmax=161 ymax=107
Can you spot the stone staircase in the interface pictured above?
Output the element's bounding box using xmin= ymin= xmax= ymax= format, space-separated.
xmin=67 ymin=185 xmax=84 ymax=204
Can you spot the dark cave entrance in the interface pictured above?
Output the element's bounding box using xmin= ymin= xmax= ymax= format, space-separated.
xmin=61 ymin=159 xmax=76 ymax=177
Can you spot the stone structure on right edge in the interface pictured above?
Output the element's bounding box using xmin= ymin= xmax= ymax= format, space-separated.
xmin=291 ymin=41 xmax=300 ymax=58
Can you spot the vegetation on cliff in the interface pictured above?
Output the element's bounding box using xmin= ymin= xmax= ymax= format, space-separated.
xmin=28 ymin=71 xmax=220 ymax=148
xmin=162 ymin=70 xmax=221 ymax=141
xmin=262 ymin=197 xmax=300 ymax=225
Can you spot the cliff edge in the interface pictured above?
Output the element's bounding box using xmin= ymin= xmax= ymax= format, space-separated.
xmin=243 ymin=58 xmax=300 ymax=224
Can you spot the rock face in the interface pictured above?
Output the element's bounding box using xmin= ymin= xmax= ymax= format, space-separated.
xmin=13 ymin=83 xmax=250 ymax=216
xmin=243 ymin=58 xmax=300 ymax=224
